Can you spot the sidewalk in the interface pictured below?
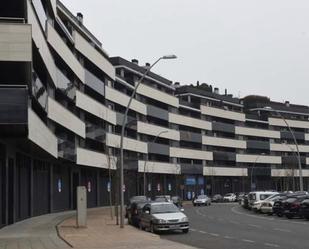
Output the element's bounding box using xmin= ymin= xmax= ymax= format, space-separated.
xmin=0 ymin=211 xmax=74 ymax=249
xmin=58 ymin=207 xmax=198 ymax=249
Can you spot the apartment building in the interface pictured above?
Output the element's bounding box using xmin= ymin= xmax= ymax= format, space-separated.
xmin=1 ymin=0 xmax=309 ymax=228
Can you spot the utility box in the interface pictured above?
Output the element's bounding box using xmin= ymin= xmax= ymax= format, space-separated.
xmin=76 ymin=186 xmax=87 ymax=227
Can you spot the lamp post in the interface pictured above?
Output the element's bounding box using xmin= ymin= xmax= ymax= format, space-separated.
xmin=143 ymin=130 xmax=168 ymax=195
xmin=250 ymin=153 xmax=265 ymax=191
xmin=119 ymin=55 xmax=177 ymax=228
xmin=264 ymin=107 xmax=304 ymax=192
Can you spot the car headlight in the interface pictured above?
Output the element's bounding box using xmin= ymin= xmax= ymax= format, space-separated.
xmin=180 ymin=217 xmax=189 ymax=222
xmin=154 ymin=219 xmax=167 ymax=224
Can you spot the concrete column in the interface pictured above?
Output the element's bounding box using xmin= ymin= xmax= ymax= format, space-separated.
xmin=49 ymin=164 xmax=54 ymax=212
xmin=76 ymin=186 xmax=87 ymax=227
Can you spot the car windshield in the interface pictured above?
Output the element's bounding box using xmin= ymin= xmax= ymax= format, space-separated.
xmin=198 ymin=195 xmax=207 ymax=199
xmin=151 ymin=204 xmax=180 ymax=214
xmin=225 ymin=193 xmax=232 ymax=196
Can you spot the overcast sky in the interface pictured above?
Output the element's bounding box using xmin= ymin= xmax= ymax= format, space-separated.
xmin=61 ymin=0 xmax=309 ymax=105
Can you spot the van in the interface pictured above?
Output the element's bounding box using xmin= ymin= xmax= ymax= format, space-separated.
xmin=248 ymin=191 xmax=279 ymax=209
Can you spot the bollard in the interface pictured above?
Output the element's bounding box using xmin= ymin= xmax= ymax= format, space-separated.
xmin=76 ymin=186 xmax=87 ymax=228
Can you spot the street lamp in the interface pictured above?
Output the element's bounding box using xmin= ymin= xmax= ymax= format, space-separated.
xmin=250 ymin=153 xmax=265 ymax=191
xmin=119 ymin=55 xmax=177 ymax=228
xmin=264 ymin=106 xmax=304 ymax=192
xmin=143 ymin=130 xmax=168 ymax=195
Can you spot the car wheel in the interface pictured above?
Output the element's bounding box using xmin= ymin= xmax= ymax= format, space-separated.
xmin=193 ymin=204 xmax=196 ymax=207
xmin=305 ymin=216 xmax=309 ymax=220
xmin=183 ymin=228 xmax=189 ymax=234
xmin=277 ymin=213 xmax=283 ymax=217
xmin=286 ymin=214 xmax=293 ymax=219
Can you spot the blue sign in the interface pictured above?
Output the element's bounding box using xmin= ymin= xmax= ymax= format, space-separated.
xmin=107 ymin=181 xmax=111 ymax=192
xmin=187 ymin=191 xmax=192 ymax=200
xmin=198 ymin=177 xmax=204 ymax=185
xmin=185 ymin=176 xmax=196 ymax=185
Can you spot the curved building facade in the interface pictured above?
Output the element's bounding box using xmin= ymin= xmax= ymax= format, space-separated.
xmin=1 ymin=0 xmax=309 ymax=228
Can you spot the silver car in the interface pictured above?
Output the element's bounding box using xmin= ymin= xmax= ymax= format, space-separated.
xmin=139 ymin=202 xmax=189 ymax=233
xmin=193 ymin=195 xmax=211 ymax=206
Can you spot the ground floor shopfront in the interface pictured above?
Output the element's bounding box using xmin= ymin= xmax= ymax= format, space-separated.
xmin=0 ymin=142 xmax=114 ymax=229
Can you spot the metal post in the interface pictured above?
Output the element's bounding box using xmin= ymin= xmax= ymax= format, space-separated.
xmin=119 ymin=56 xmax=176 ymax=228
xmin=275 ymin=111 xmax=303 ymax=192
xmin=143 ymin=130 xmax=168 ymax=195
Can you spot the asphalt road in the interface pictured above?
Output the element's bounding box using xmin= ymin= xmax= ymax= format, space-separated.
xmin=161 ymin=203 xmax=309 ymax=249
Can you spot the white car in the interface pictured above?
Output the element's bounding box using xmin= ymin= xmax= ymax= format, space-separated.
xmin=223 ymin=193 xmax=237 ymax=202
xmin=249 ymin=191 xmax=279 ymax=211
xmin=260 ymin=194 xmax=285 ymax=214
xmin=193 ymin=195 xmax=211 ymax=206
xmin=139 ymin=202 xmax=189 ymax=233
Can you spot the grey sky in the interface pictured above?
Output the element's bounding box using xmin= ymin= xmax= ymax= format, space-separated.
xmin=61 ymin=0 xmax=309 ymax=105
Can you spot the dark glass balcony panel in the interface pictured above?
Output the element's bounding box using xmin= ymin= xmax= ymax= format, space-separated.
xmin=213 ymin=151 xmax=236 ymax=161
xmin=147 ymin=105 xmax=168 ymax=121
xmin=0 ymin=86 xmax=28 ymax=136
xmin=212 ymin=121 xmax=235 ymax=134
xmin=58 ymin=137 xmax=76 ymax=162
xmin=179 ymin=99 xmax=200 ymax=109
xmin=247 ymin=140 xmax=270 ymax=150
xmin=32 ymin=71 xmax=47 ymax=111
xmin=248 ymin=167 xmax=271 ymax=177
xmin=280 ymin=131 xmax=305 ymax=141
xmin=181 ymin=164 xmax=203 ymax=175
xmin=85 ymin=69 xmax=105 ymax=96
xmin=180 ymin=131 xmax=202 ymax=143
xmin=86 ymin=122 xmax=106 ymax=142
xmin=0 ymin=86 xmax=28 ymax=124
xmin=56 ymin=68 xmax=76 ymax=101
xmin=148 ymin=142 xmax=170 ymax=156
xmin=282 ymin=155 xmax=306 ymax=165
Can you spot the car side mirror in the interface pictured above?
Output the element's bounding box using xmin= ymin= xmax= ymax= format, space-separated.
xmin=180 ymin=208 xmax=184 ymax=212
xmin=145 ymin=210 xmax=150 ymax=214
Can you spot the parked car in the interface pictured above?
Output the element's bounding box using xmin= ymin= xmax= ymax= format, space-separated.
xmin=128 ymin=201 xmax=149 ymax=226
xmin=126 ymin=196 xmax=148 ymax=218
xmin=236 ymin=192 xmax=246 ymax=203
xmin=251 ymin=192 xmax=280 ymax=213
xmin=241 ymin=194 xmax=249 ymax=209
xmin=193 ymin=195 xmax=211 ymax=206
xmin=260 ymin=194 xmax=286 ymax=215
xmin=273 ymin=195 xmax=289 ymax=217
xmin=300 ymin=198 xmax=309 ymax=220
xmin=154 ymin=195 xmax=172 ymax=202
xmin=273 ymin=193 xmax=307 ymax=217
xmin=248 ymin=191 xmax=277 ymax=209
xmin=171 ymin=196 xmax=183 ymax=208
xmin=283 ymin=195 xmax=309 ymax=219
xmin=223 ymin=193 xmax=237 ymax=202
xmin=212 ymin=194 xmax=223 ymax=203
xmin=139 ymin=202 xmax=189 ymax=233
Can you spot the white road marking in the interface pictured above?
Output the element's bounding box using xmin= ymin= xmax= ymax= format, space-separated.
xmin=264 ymin=243 xmax=280 ymax=247
xmin=242 ymin=239 xmax=255 ymax=243
xmin=209 ymin=233 xmax=219 ymax=237
xmin=198 ymin=230 xmax=207 ymax=234
xmin=224 ymin=235 xmax=235 ymax=239
xmin=248 ymin=224 xmax=262 ymax=228
xmin=190 ymin=228 xmax=197 ymax=232
xmin=274 ymin=228 xmax=291 ymax=233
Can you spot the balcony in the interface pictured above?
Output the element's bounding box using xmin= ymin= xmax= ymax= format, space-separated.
xmin=212 ymin=121 xmax=235 ymax=134
xmin=85 ymin=69 xmax=105 ymax=96
xmin=138 ymin=160 xmax=181 ymax=175
xmin=247 ymin=140 xmax=270 ymax=150
xmin=58 ymin=137 xmax=76 ymax=162
xmin=32 ymin=71 xmax=48 ymax=111
xmin=181 ymin=164 xmax=203 ymax=175
xmin=0 ymin=86 xmax=28 ymax=136
xmin=147 ymin=105 xmax=169 ymax=121
xmin=56 ymin=68 xmax=76 ymax=101
xmin=86 ymin=123 xmax=106 ymax=142
xmin=180 ymin=131 xmax=202 ymax=143
xmin=148 ymin=142 xmax=170 ymax=156
xmin=0 ymin=22 xmax=31 ymax=62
